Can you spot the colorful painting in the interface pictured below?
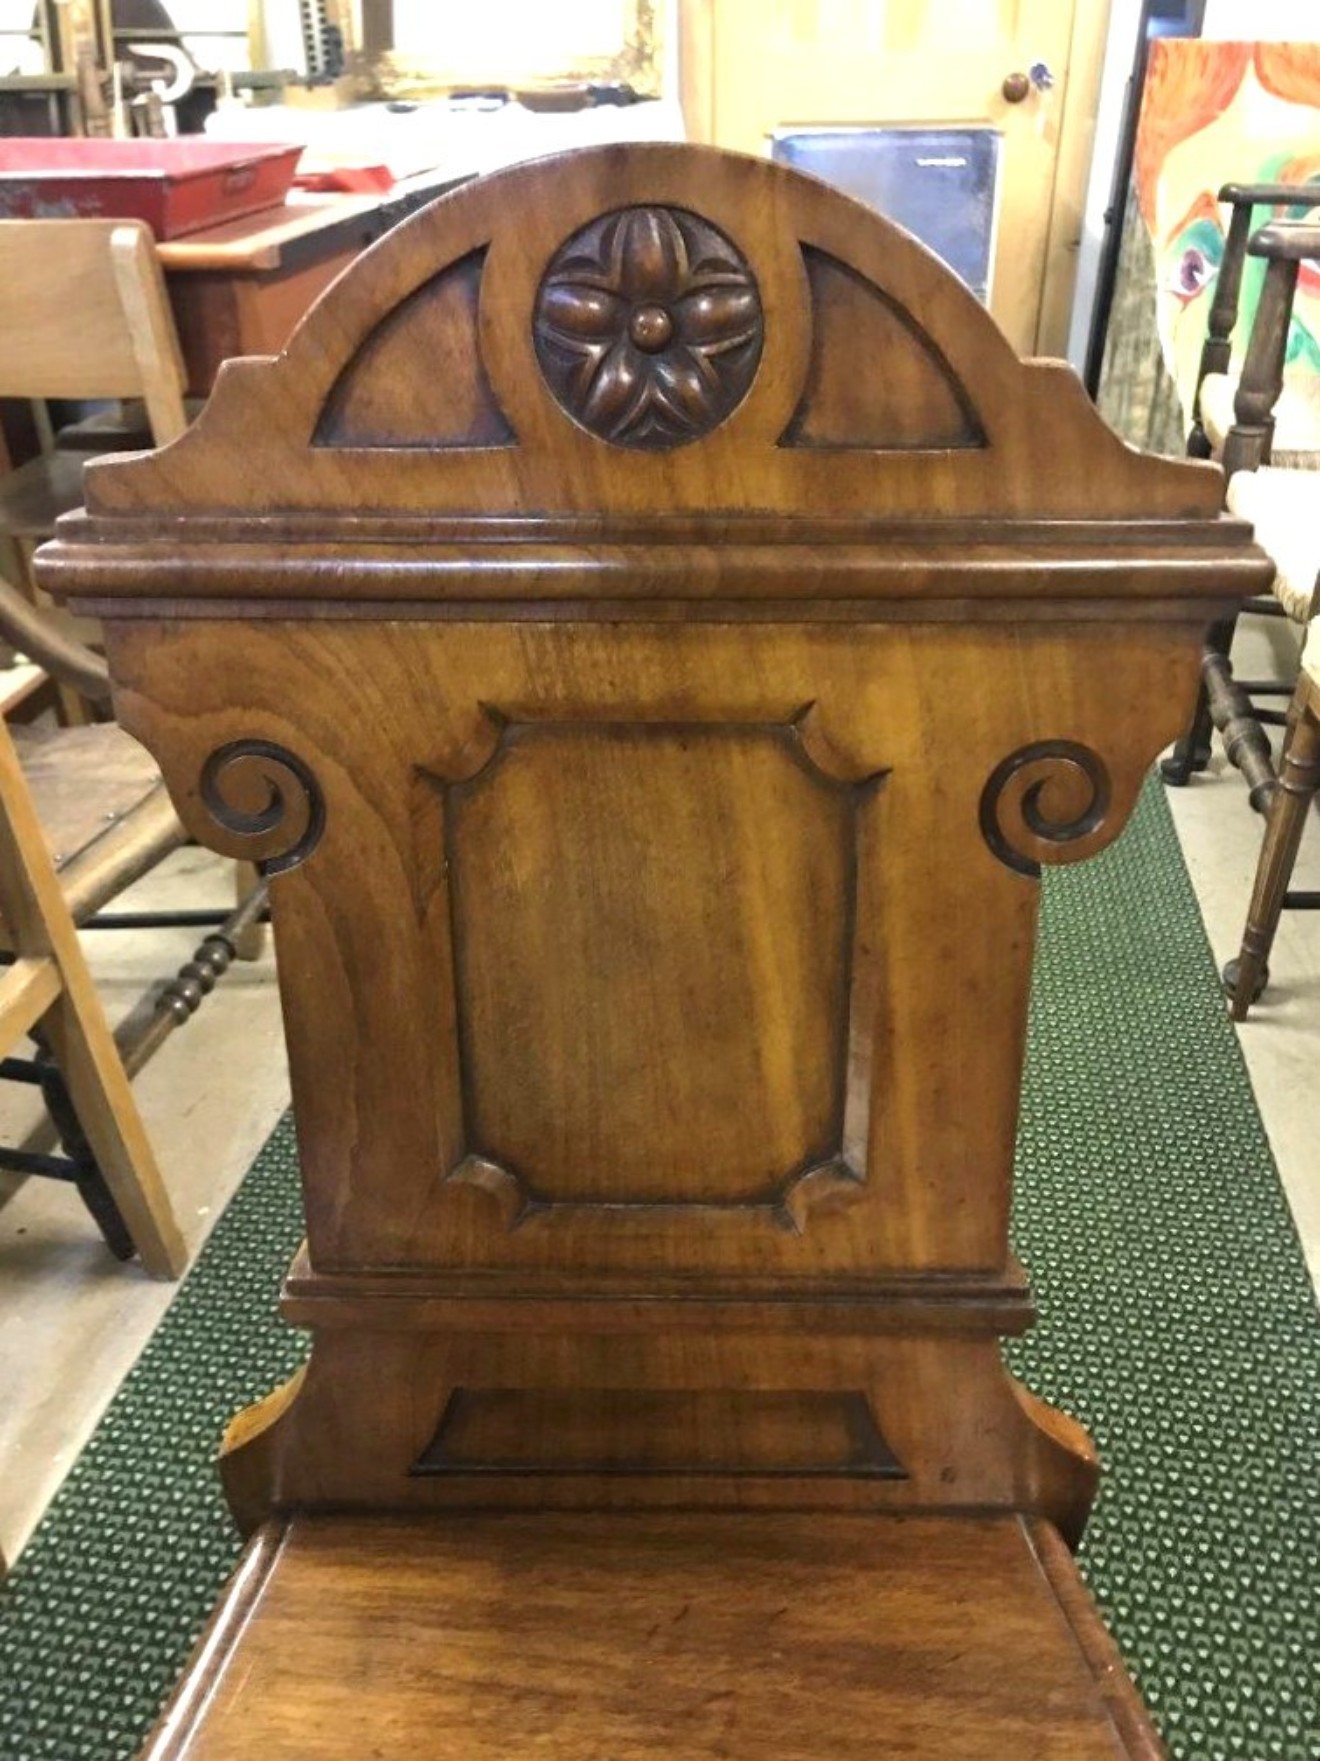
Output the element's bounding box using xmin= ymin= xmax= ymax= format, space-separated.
xmin=1132 ymin=39 xmax=1320 ymax=449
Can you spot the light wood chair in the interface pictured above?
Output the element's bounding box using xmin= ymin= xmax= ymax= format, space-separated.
xmin=0 ymin=216 xmax=187 ymax=724
xmin=0 ymin=217 xmax=264 ymax=954
xmin=0 ymin=217 xmax=188 ymax=455
xmin=0 ymin=706 xmax=184 ymax=1277
xmin=40 ymin=143 xmax=1270 ymax=1758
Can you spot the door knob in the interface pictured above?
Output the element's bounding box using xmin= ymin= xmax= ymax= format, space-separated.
xmin=1003 ymin=63 xmax=1054 ymax=104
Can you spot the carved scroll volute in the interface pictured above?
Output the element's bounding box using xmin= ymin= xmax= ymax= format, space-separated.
xmin=197 ymin=740 xmax=325 ymax=876
xmin=979 ymin=742 xmax=1112 ymax=877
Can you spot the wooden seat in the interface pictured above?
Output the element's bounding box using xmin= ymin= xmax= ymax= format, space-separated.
xmin=142 ymin=1514 xmax=1156 ymax=1761
xmin=39 ymin=143 xmax=1270 ymax=1758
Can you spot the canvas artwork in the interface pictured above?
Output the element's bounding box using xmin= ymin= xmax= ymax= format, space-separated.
xmin=1134 ymin=38 xmax=1320 ymax=447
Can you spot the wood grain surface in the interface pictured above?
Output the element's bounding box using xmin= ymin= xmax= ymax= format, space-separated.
xmin=141 ymin=1512 xmax=1161 ymax=1760
xmin=34 ymin=142 xmax=1245 ymax=1755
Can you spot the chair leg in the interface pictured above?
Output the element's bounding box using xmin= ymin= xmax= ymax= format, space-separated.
xmin=1223 ymin=698 xmax=1320 ymax=1020
xmin=1161 ymin=614 xmax=1236 ymax=785
xmin=231 ymin=860 xmax=267 ymax=961
xmin=0 ymin=718 xmax=185 ymax=1276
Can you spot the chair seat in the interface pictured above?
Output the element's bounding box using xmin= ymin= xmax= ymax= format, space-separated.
xmin=1225 ymin=467 xmax=1320 ymax=621
xmin=11 ymin=723 xmax=165 ymax=870
xmin=1201 ymin=370 xmax=1320 ymax=468
xmin=1304 ymin=616 xmax=1320 ymax=690
xmin=0 ymin=449 xmax=88 ymax=540
xmin=141 ymin=1512 xmax=1160 ymax=1760
xmin=2 ymin=723 xmax=185 ymax=927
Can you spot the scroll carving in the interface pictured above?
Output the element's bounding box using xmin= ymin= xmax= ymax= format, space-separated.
xmin=199 ymin=740 xmax=325 ymax=875
xmin=533 ymin=206 xmax=763 ymax=449
xmin=979 ymin=741 xmax=1112 ymax=877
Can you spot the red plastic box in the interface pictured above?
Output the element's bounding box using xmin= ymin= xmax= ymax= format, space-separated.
xmin=0 ymin=139 xmax=304 ymax=240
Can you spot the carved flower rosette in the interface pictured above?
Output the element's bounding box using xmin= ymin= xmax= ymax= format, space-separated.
xmin=533 ymin=205 xmax=764 ymax=450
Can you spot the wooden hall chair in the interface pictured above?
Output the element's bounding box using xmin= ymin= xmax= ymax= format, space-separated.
xmin=39 ymin=146 xmax=1269 ymax=1759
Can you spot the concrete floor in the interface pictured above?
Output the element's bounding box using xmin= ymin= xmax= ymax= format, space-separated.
xmin=0 ymin=845 xmax=288 ymax=1565
xmin=0 ymin=635 xmax=1317 ymax=1565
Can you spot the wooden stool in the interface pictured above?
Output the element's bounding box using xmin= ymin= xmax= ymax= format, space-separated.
xmin=40 ymin=144 xmax=1270 ymax=1758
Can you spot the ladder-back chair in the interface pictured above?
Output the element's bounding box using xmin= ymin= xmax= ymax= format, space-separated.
xmin=40 ymin=144 xmax=1269 ymax=1759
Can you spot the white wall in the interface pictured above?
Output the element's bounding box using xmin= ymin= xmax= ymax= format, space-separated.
xmin=1065 ymin=0 xmax=1145 ymax=370
xmin=1203 ymin=0 xmax=1320 ymax=37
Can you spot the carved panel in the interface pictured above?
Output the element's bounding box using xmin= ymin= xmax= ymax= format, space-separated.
xmin=412 ymin=1389 xmax=906 ymax=1479
xmin=782 ymin=247 xmax=982 ymax=450
xmin=533 ymin=206 xmax=763 ymax=449
xmin=428 ymin=717 xmax=883 ymax=1226
xmin=315 ymin=249 xmax=513 ymax=450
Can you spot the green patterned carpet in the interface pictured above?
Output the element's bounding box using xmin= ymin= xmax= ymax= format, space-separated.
xmin=0 ymin=776 xmax=1316 ymax=1760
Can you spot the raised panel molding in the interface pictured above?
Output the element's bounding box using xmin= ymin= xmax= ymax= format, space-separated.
xmin=420 ymin=711 xmax=885 ymax=1231
xmin=412 ymin=1388 xmax=907 ymax=1479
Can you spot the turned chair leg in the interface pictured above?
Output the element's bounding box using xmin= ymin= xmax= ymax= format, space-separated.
xmin=231 ymin=859 xmax=268 ymax=962
xmin=1161 ymin=614 xmax=1236 ymax=785
xmin=1224 ymin=697 xmax=1320 ymax=1019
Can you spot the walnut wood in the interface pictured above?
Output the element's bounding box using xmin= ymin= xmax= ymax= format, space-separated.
xmin=35 ymin=141 xmax=1262 ymax=1756
xmin=1246 ymin=220 xmax=1320 ymax=263
xmin=140 ymin=1513 xmax=1163 ymax=1761
xmin=1203 ymin=648 xmax=1278 ymax=814
xmin=1188 ymin=195 xmax=1255 ymax=456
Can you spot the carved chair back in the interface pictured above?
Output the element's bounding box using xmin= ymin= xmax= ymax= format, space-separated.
xmin=39 ymin=146 xmax=1269 ymax=1537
